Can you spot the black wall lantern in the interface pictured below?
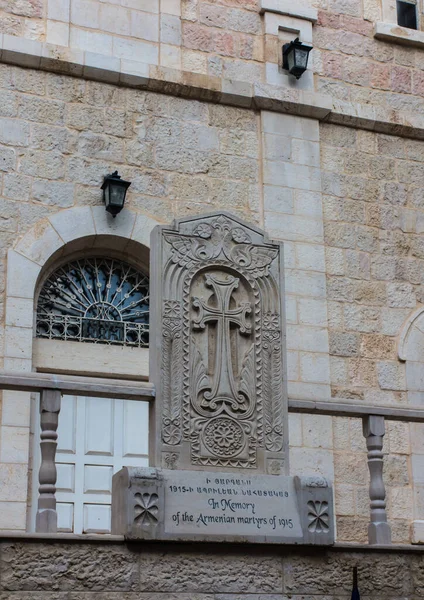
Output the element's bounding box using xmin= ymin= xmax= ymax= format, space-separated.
xmin=101 ymin=171 xmax=131 ymax=217
xmin=282 ymin=37 xmax=313 ymax=79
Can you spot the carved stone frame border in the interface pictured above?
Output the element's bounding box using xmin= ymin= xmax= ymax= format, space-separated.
xmin=150 ymin=211 xmax=288 ymax=475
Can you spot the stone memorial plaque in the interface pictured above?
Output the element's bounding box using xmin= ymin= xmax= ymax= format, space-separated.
xmin=112 ymin=467 xmax=335 ymax=545
xmin=165 ymin=470 xmax=302 ymax=540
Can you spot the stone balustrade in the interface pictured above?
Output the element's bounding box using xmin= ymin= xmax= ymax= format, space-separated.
xmin=1 ymin=371 xmax=423 ymax=544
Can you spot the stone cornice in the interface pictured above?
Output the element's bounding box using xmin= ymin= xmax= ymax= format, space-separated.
xmin=2 ymin=34 xmax=424 ymax=140
xmin=375 ymin=21 xmax=424 ymax=48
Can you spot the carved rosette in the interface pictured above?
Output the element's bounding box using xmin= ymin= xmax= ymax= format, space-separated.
xmin=152 ymin=213 xmax=287 ymax=473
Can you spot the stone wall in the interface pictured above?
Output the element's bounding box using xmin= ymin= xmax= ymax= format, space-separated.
xmin=0 ymin=62 xmax=260 ymax=531
xmin=0 ymin=61 xmax=422 ymax=543
xmin=3 ymin=0 xmax=424 ymax=115
xmin=320 ymin=122 xmax=424 ymax=543
xmin=0 ymin=539 xmax=423 ymax=597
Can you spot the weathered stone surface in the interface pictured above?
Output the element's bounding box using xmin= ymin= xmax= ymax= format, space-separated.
xmin=0 ymin=543 xmax=138 ymax=591
xmin=283 ymin=552 xmax=412 ymax=596
xmin=138 ymin=549 xmax=282 ymax=592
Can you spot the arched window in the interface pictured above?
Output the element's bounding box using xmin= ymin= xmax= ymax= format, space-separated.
xmin=32 ymin=255 xmax=151 ymax=534
xmin=36 ymin=257 xmax=150 ymax=348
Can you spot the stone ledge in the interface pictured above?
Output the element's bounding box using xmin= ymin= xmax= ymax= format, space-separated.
xmin=0 ymin=531 xmax=125 ymax=541
xmin=260 ymin=0 xmax=318 ymax=23
xmin=1 ymin=533 xmax=423 ymax=552
xmin=374 ymin=21 xmax=424 ymax=47
xmin=2 ymin=34 xmax=424 ymax=139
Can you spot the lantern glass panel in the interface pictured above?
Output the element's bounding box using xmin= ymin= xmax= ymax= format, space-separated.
xmin=287 ymin=48 xmax=296 ymax=72
xmin=294 ymin=46 xmax=309 ymax=69
xmin=109 ymin=183 xmax=126 ymax=208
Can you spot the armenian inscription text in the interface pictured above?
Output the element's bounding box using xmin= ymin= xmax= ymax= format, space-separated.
xmin=164 ymin=471 xmax=303 ymax=538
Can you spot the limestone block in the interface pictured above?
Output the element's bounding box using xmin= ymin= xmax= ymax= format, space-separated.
xmin=128 ymin=10 xmax=159 ymax=42
xmin=388 ymin=421 xmax=411 ymax=455
xmin=286 ymin=381 xmax=331 ymax=400
xmin=5 ymin=297 xmax=33 ymax=328
xmin=6 ymin=250 xmax=40 ymax=299
xmin=15 ymin=220 xmax=63 ymax=266
xmin=160 ymin=44 xmax=181 ymax=69
xmin=285 ymin=295 xmax=297 ymax=323
xmin=32 ymin=180 xmax=74 ymax=207
xmin=412 ymin=520 xmax=424 ymax=544
xmin=295 ymin=243 xmax=325 ymax=272
xmin=299 ymin=352 xmax=330 ymax=384
xmin=343 ymin=304 xmax=381 ymax=333
xmin=70 ymin=27 xmax=113 ymax=56
xmin=130 ymin=0 xmax=159 ymax=13
xmin=330 ymin=356 xmax=348 ymax=385
xmin=290 ymin=447 xmax=334 ymax=479
xmin=295 ymin=191 xmax=323 ymax=218
xmin=0 ymin=117 xmax=29 ymax=147
xmin=329 ymin=331 xmax=360 ymax=357
xmin=20 ymin=149 xmax=65 ymax=180
xmin=48 ymin=206 xmax=95 ymax=245
xmin=0 ymin=425 xmax=29 ymax=463
xmin=4 ymin=326 xmax=33 ymax=359
xmin=0 ymin=144 xmax=16 ymax=172
xmin=114 ymin=37 xmax=158 ymax=65
xmin=1 ymin=391 xmax=30 ymax=427
xmin=302 ymin=414 xmax=333 ymax=448
xmin=288 ymin=413 xmax=302 ymax=446
xmin=265 ymin=213 xmax=324 ymax=243
xmin=377 ymin=361 xmax=406 ymax=391
xmin=298 ymin=298 xmax=328 ymax=327
xmin=287 ymin=325 xmax=329 ymax=352
xmin=0 ymin=501 xmax=26 ymax=530
xmin=387 ymin=282 xmax=416 ymax=308
xmin=325 ymin=247 xmax=345 ymax=276
xmin=47 ymin=0 xmax=70 ymax=22
xmin=335 ymin=483 xmax=355 ymax=515
xmin=262 ymin=111 xmax=319 ymax=141
xmin=0 ymin=463 xmax=28 ymax=502
xmin=334 ymin=452 xmax=368 ymax=485
xmin=286 ymin=349 xmax=299 ymax=380
xmin=390 ymin=487 xmax=413 ymax=519
xmin=285 ymin=270 xmax=326 ymax=297
xmin=263 ymin=133 xmax=292 ymax=162
xmin=161 ymin=0 xmax=181 ymax=15
xmin=46 ymin=21 xmax=70 ymax=47
xmin=0 ymin=543 xmax=139 ymax=591
xmin=384 ymin=454 xmax=410 ymax=486
xmin=100 ymin=4 xmax=131 ymax=36
xmin=412 ymin=455 xmax=424 ymax=485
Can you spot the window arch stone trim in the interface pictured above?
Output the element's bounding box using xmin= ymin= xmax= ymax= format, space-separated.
xmin=398 ymin=306 xmax=424 ymax=362
xmin=4 ymin=206 xmax=161 ymax=373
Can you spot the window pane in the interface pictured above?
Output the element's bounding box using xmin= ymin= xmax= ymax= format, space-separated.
xmin=36 ymin=257 xmax=149 ymax=347
xmin=397 ymin=0 xmax=418 ymax=29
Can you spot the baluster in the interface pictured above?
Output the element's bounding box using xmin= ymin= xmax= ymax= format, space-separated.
xmin=362 ymin=415 xmax=391 ymax=545
xmin=36 ymin=389 xmax=61 ymax=533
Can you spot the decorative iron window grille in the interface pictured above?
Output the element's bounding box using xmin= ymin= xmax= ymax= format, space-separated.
xmin=36 ymin=257 xmax=149 ymax=347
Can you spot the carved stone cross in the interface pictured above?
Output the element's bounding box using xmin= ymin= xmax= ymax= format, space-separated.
xmin=192 ymin=274 xmax=251 ymax=408
xmin=150 ymin=212 xmax=288 ymax=474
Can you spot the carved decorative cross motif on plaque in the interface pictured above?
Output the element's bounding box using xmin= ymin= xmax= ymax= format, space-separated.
xmin=192 ymin=274 xmax=251 ymax=410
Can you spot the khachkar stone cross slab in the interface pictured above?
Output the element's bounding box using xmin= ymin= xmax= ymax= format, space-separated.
xmin=149 ymin=212 xmax=288 ymax=475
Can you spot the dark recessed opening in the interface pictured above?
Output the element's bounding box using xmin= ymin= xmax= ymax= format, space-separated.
xmin=397 ymin=0 xmax=418 ymax=29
